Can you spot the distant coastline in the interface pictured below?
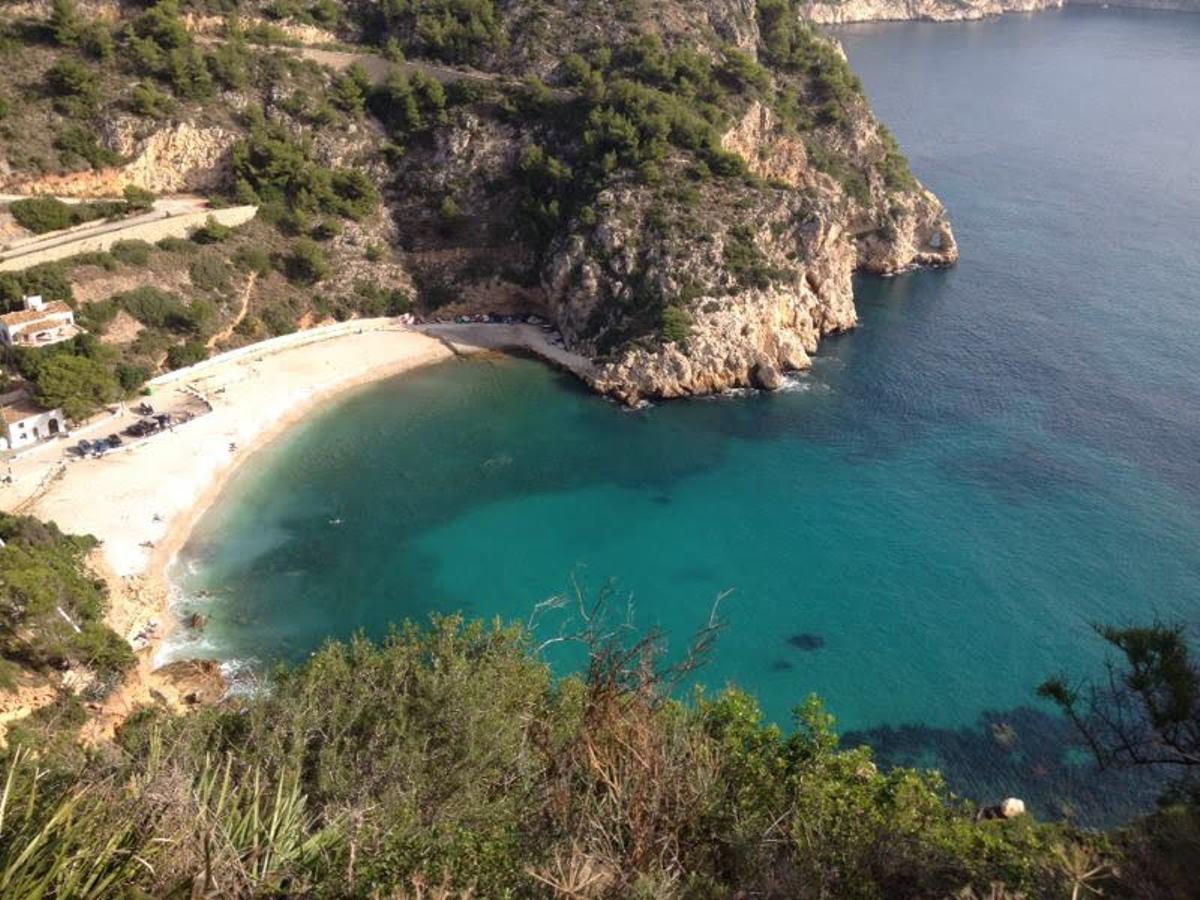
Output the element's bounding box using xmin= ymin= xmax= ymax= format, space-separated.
xmin=801 ymin=0 xmax=1199 ymax=26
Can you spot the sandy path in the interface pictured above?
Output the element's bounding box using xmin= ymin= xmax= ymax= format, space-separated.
xmin=207 ymin=271 xmax=257 ymax=350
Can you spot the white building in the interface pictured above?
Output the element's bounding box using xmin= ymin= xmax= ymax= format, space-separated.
xmin=0 ymin=394 xmax=65 ymax=450
xmin=0 ymin=295 xmax=79 ymax=348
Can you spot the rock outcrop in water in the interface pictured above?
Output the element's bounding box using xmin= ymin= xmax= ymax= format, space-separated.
xmin=534 ymin=92 xmax=955 ymax=404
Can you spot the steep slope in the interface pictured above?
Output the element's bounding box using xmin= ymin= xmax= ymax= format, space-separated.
xmin=0 ymin=0 xmax=958 ymax=404
xmin=367 ymin=0 xmax=957 ymax=402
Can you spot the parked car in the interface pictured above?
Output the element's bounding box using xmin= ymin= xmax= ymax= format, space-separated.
xmin=75 ymin=439 xmax=93 ymax=455
xmin=106 ymin=434 xmax=123 ymax=448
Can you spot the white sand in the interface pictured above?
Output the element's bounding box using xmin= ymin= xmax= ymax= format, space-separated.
xmin=2 ymin=321 xmax=455 ymax=590
xmin=0 ymin=318 xmax=595 ymax=738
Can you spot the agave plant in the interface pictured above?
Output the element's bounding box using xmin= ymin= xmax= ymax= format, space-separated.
xmin=0 ymin=746 xmax=155 ymax=898
xmin=192 ymin=753 xmax=344 ymax=895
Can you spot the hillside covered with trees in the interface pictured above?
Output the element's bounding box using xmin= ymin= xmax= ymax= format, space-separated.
xmin=2 ymin=0 xmax=955 ymax=412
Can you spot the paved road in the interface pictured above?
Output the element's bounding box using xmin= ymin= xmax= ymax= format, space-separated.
xmin=0 ymin=196 xmax=209 ymax=265
xmin=298 ymin=46 xmax=572 ymax=99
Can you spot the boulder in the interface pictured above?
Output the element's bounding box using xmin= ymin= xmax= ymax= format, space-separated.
xmin=752 ymin=360 xmax=784 ymax=391
xmin=976 ymin=797 xmax=1027 ymax=821
xmin=1000 ymin=797 xmax=1026 ymax=819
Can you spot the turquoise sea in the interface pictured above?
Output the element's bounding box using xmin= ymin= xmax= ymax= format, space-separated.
xmin=171 ymin=9 xmax=1200 ymax=824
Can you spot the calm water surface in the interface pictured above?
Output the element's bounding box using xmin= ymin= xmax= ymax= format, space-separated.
xmin=171 ymin=9 xmax=1200 ymax=824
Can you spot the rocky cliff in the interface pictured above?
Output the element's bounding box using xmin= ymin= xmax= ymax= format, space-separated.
xmin=798 ymin=0 xmax=1198 ymax=25
xmin=378 ymin=5 xmax=958 ymax=405
xmin=0 ymin=0 xmax=960 ymax=405
xmin=536 ymin=102 xmax=955 ymax=404
xmin=799 ymin=0 xmax=1060 ymax=24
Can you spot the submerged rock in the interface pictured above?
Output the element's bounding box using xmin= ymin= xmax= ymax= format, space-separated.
xmin=786 ymin=633 xmax=826 ymax=651
xmin=990 ymin=721 xmax=1019 ymax=749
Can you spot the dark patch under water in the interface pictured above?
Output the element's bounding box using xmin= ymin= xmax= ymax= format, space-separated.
xmin=844 ymin=706 xmax=1169 ymax=824
xmin=786 ymin=633 xmax=826 ymax=651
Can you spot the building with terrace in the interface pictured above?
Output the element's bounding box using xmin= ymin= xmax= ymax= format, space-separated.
xmin=0 ymin=295 xmax=80 ymax=348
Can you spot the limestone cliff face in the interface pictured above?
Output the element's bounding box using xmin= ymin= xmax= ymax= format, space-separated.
xmin=554 ymin=194 xmax=858 ymax=403
xmin=799 ymin=0 xmax=1200 ymax=24
xmin=799 ymin=0 xmax=1061 ymax=24
xmin=3 ymin=121 xmax=236 ymax=197
xmin=537 ymin=99 xmax=956 ymax=405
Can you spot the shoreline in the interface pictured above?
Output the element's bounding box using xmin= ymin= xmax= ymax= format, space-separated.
xmin=0 ymin=319 xmax=592 ymax=740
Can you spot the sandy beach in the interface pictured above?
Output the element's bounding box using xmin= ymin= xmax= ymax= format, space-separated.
xmin=0 ymin=318 xmax=592 ymax=739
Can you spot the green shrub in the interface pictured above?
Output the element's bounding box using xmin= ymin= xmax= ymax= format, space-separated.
xmin=116 ymin=362 xmax=150 ymax=392
xmin=130 ymin=81 xmax=174 ymax=117
xmin=189 ymin=253 xmax=232 ymax=293
xmin=331 ymin=64 xmax=370 ymax=116
xmin=166 ymin=339 xmax=208 ymax=368
xmin=53 ymin=127 xmax=120 ymax=171
xmin=660 ymin=304 xmax=691 ymax=343
xmin=80 ymin=22 xmax=115 ymax=62
xmin=230 ymin=126 xmax=379 ymax=221
xmin=285 ymin=238 xmax=331 ymax=283
xmin=156 ymin=235 xmax=197 ymax=253
xmin=311 ymin=218 xmax=342 ymax=241
xmin=0 ymin=263 xmax=73 ymax=305
xmin=115 ymin=286 xmax=208 ymax=334
xmin=260 ymin=305 xmax=297 ymax=335
xmin=31 ymin=353 xmax=120 ymax=421
xmin=49 ymin=0 xmax=81 ymax=46
xmin=77 ymin=298 xmax=119 ymax=332
xmin=806 ymin=140 xmax=870 ymax=205
xmin=122 ymin=185 xmax=156 ymax=211
xmin=0 ymin=513 xmax=134 ymax=684
xmin=45 ymin=58 xmax=98 ymax=112
xmin=723 ymin=223 xmax=789 ymax=290
xmin=877 ymin=125 xmax=917 ymax=192
xmin=234 ymin=245 xmax=273 ymax=275
xmin=373 ymin=0 xmax=507 ymax=65
xmin=9 ymin=197 xmax=76 ymax=234
xmin=110 ymin=240 xmax=152 ymax=266
xmin=192 ymin=216 xmax=233 ymax=244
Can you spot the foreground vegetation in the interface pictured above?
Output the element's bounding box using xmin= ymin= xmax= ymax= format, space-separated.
xmin=0 ymin=514 xmax=132 ymax=696
xmin=1 ymin=544 xmax=1197 ymax=897
xmin=0 ymin=618 xmax=1101 ymax=898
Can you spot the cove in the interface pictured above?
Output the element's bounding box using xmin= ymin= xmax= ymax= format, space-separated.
xmin=170 ymin=8 xmax=1200 ymax=825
